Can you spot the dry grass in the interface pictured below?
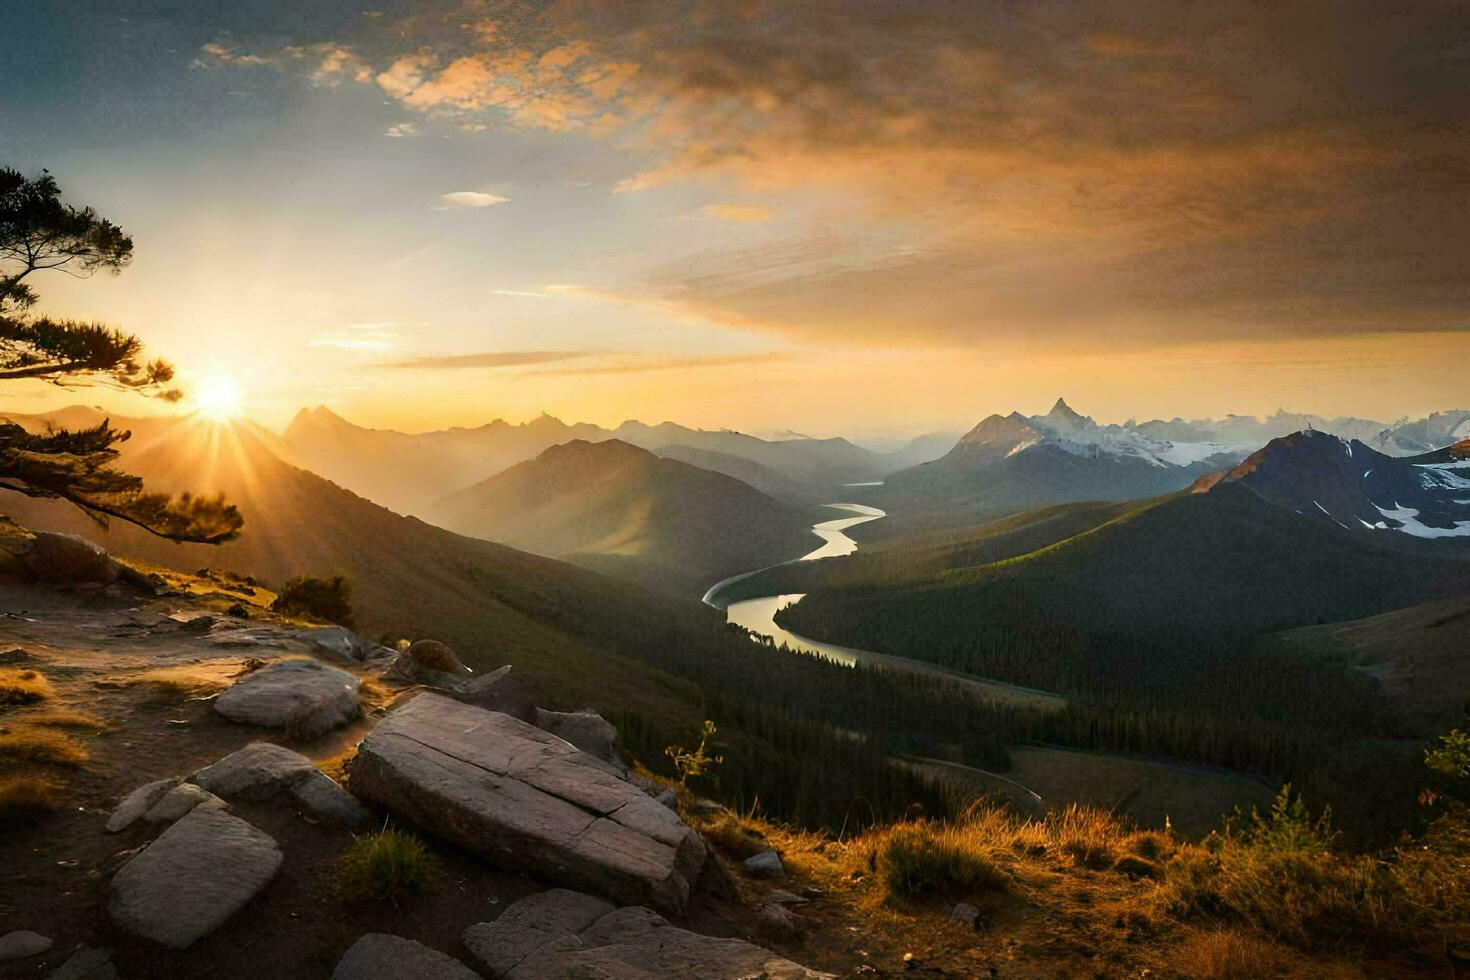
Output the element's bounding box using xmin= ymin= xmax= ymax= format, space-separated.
xmin=23 ymin=709 xmax=106 ymax=730
xmin=1178 ymin=930 xmax=1291 ymax=979
xmin=0 ymin=775 xmax=63 ymax=820
xmin=0 ymin=727 xmax=89 ymax=766
xmin=877 ymin=822 xmax=1010 ymax=899
xmin=128 ymin=664 xmax=236 ymax=699
xmin=694 ymin=810 xmax=773 ymax=860
xmin=0 ymin=667 xmax=50 ymax=704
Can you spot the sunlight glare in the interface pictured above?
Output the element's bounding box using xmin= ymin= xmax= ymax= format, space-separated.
xmin=194 ymin=374 xmax=244 ymax=421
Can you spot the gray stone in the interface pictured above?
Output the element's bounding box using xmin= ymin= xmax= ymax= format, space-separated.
xmin=951 ymin=901 xmax=981 ymax=927
xmin=25 ymin=532 xmax=121 ymax=585
xmin=290 ymin=770 xmax=371 ymax=829
xmin=332 ymin=934 xmax=480 ymax=980
xmin=349 ymin=694 xmax=706 ymax=914
xmin=476 ymin=893 xmax=832 ymax=980
xmin=743 ymin=850 xmax=784 ymax=878
xmin=758 ymin=901 xmax=802 ymax=939
xmin=765 ymin=889 xmax=809 ymax=906
xmin=296 ymin=627 xmax=397 ymax=664
xmin=214 ymin=659 xmax=361 ymax=738
xmin=106 ymin=777 xmax=180 ymax=833
xmin=0 ymin=930 xmax=52 ymax=961
xmin=654 ymin=788 xmax=677 ymax=810
xmin=452 ymin=665 xmax=536 ymax=722
xmin=463 ymin=889 xmax=615 ymax=977
xmin=189 ymin=741 xmax=318 ymax=802
xmin=49 ymin=946 xmax=116 ymax=980
xmin=108 ymin=809 xmax=282 ymax=948
xmin=144 ymin=783 xmax=225 ymax=824
xmin=535 ymin=708 xmax=622 ymax=768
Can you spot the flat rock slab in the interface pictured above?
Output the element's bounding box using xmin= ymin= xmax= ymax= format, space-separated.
xmin=350 ymin=693 xmax=706 ymax=914
xmin=290 ymin=770 xmax=371 ymax=829
xmin=109 ymin=808 xmax=283 ymax=948
xmin=190 ymin=741 xmax=319 ymax=802
xmin=214 ymin=659 xmax=361 ymax=738
xmin=332 ymin=934 xmax=480 ymax=980
xmin=465 ymin=891 xmax=831 ymax=980
xmin=144 ymin=783 xmax=225 ymax=824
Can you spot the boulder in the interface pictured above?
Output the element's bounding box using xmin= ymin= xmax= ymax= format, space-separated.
xmin=654 ymin=788 xmax=678 ymax=810
xmin=951 ymin=901 xmax=981 ymax=928
xmin=386 ymin=639 xmax=472 ymax=684
xmin=535 ymin=708 xmax=621 ymax=768
xmin=452 ymin=665 xmax=536 ymax=722
xmin=350 ymin=693 xmax=706 ymax=914
xmin=24 ymin=532 xmax=121 ymax=585
xmin=108 ymin=808 xmax=282 ymax=948
xmin=106 ymin=777 xmax=180 ymax=833
xmin=464 ymin=891 xmax=832 ymax=980
xmin=49 ymin=946 xmax=116 ymax=980
xmin=214 ymin=659 xmax=361 ymax=738
xmin=758 ymin=901 xmax=803 ymax=940
xmin=290 ymin=770 xmax=372 ymax=829
xmin=743 ymin=850 xmax=784 ymax=878
xmin=0 ymin=930 xmax=52 ymax=961
xmin=189 ymin=741 xmax=319 ymax=802
xmin=144 ymin=783 xmax=226 ymax=824
xmin=332 ymin=934 xmax=480 ymax=980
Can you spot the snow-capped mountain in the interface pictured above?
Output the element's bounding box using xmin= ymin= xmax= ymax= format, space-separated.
xmin=1195 ymin=430 xmax=1470 ymax=540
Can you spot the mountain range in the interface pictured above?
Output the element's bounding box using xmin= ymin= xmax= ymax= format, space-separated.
xmin=282 ymin=407 xmax=953 ymax=516
xmin=427 ymin=439 xmax=817 ymax=594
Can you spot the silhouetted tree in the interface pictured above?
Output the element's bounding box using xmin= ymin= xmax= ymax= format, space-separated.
xmin=0 ymin=168 xmax=241 ymax=544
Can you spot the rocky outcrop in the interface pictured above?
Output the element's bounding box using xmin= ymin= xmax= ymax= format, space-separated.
xmin=108 ymin=809 xmax=282 ymax=948
xmin=214 ymin=659 xmax=361 ymax=738
xmin=24 ymin=532 xmax=122 ymax=585
xmin=453 ymin=664 xmax=536 ymax=722
xmin=385 ymin=639 xmax=472 ymax=685
xmin=535 ymin=708 xmax=621 ymax=768
xmin=332 ymin=934 xmax=480 ymax=980
xmin=463 ymin=889 xmax=832 ymax=979
xmin=349 ymin=693 xmax=706 ymax=913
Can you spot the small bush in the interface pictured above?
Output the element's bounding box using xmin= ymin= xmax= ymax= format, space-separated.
xmin=0 ymin=668 xmax=49 ymax=704
xmin=337 ymin=827 xmax=441 ymax=904
xmin=879 ymin=823 xmax=1009 ymax=899
xmin=0 ymin=776 xmax=63 ymax=820
xmin=1114 ymin=854 xmax=1163 ymax=879
xmin=272 ymin=575 xmax=353 ymax=627
xmin=1180 ymin=930 xmax=1289 ymax=979
xmin=0 ymin=728 xmax=88 ymax=766
xmin=1127 ymin=830 xmax=1172 ymax=862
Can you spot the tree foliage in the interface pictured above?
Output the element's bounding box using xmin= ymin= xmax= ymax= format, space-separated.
xmin=0 ymin=167 xmax=241 ymax=544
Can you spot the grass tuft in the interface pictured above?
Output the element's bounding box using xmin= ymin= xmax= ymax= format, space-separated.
xmin=0 ymin=668 xmax=50 ymax=704
xmin=0 ymin=727 xmax=89 ymax=766
xmin=337 ymin=826 xmax=442 ymax=904
xmin=0 ymin=775 xmax=64 ymax=820
xmin=878 ymin=822 xmax=1009 ymax=899
xmin=24 ymin=710 xmax=107 ymax=730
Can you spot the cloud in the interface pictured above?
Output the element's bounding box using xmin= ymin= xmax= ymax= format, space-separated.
xmin=523 ymin=353 xmax=793 ymax=377
xmin=307 ymin=323 xmax=401 ymax=351
xmin=383 ymin=350 xmax=588 ymax=369
xmin=384 ymin=122 xmax=417 ymax=138
xmin=199 ymin=1 xmax=1470 ymax=348
xmin=697 ymin=203 xmax=776 ymax=223
xmin=438 ymin=190 xmax=509 ymax=208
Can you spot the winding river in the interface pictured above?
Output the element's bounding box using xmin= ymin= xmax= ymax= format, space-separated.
xmin=701 ymin=495 xmax=1066 ymax=710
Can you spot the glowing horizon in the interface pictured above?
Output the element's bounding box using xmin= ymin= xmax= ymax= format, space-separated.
xmin=1 ymin=2 xmax=1465 ymax=439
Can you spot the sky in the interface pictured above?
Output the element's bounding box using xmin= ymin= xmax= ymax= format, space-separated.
xmin=1 ymin=0 xmax=1466 ymax=439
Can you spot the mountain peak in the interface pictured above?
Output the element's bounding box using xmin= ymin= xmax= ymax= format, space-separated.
xmin=1045 ymin=398 xmax=1086 ymax=424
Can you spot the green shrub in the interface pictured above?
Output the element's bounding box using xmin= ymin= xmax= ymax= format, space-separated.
xmin=879 ymin=823 xmax=1008 ymax=899
xmin=337 ymin=826 xmax=441 ymax=904
xmin=271 ymin=575 xmax=353 ymax=627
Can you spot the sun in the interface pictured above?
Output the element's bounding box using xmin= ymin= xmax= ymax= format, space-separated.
xmin=194 ymin=374 xmax=244 ymax=421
